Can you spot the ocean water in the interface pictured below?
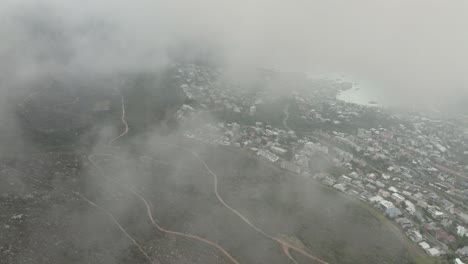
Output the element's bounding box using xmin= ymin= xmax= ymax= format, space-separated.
xmin=307 ymin=71 xmax=389 ymax=107
xmin=337 ymin=85 xmax=385 ymax=107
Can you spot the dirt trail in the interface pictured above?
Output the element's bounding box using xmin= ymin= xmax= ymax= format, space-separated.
xmin=282 ymin=244 xmax=298 ymax=264
xmin=283 ymin=104 xmax=291 ymax=131
xmin=108 ymin=88 xmax=129 ymax=145
xmin=76 ymin=88 xmax=159 ymax=263
xmin=75 ymin=192 xmax=158 ymax=264
xmin=82 ymin=88 xmax=240 ymax=264
xmin=87 ymin=153 xmax=241 ymax=264
xmin=157 ymin=142 xmax=330 ymax=264
xmin=132 ymin=189 xmax=240 ymax=264
xmin=82 ymin=86 xmax=328 ymax=264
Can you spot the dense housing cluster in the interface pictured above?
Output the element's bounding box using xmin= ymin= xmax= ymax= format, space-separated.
xmin=175 ymin=63 xmax=468 ymax=263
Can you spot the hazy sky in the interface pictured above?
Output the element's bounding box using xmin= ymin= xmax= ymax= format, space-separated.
xmin=1 ymin=0 xmax=467 ymax=108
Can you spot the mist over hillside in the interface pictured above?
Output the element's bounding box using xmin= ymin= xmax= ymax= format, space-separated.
xmin=1 ymin=1 xmax=468 ymax=264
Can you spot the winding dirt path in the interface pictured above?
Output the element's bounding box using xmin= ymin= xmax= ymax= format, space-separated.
xmin=191 ymin=149 xmax=329 ymax=264
xmin=282 ymin=244 xmax=299 ymax=264
xmin=157 ymin=142 xmax=330 ymax=264
xmin=283 ymin=104 xmax=291 ymax=131
xmin=87 ymin=152 xmax=240 ymax=264
xmin=83 ymin=88 xmax=240 ymax=264
xmin=108 ymin=88 xmax=129 ymax=145
xmin=83 ymin=86 xmax=328 ymax=263
xmin=132 ymin=189 xmax=240 ymax=264
xmin=19 ymin=91 xmax=41 ymax=107
xmin=76 ymin=88 xmax=160 ymax=263
xmin=75 ymin=192 xmax=157 ymax=264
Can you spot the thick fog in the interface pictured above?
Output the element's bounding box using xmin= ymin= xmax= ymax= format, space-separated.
xmin=1 ymin=0 xmax=468 ymax=109
xmin=2 ymin=1 xmax=467 ymax=263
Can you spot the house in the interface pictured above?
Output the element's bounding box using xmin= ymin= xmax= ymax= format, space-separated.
xmin=333 ymin=183 xmax=347 ymax=192
xmin=280 ymin=160 xmax=301 ymax=174
xmin=375 ymin=181 xmax=386 ymax=188
xmin=455 ymin=211 xmax=468 ymax=224
xmin=369 ymin=195 xmax=384 ymax=203
xmin=380 ymin=200 xmax=395 ymax=210
xmin=407 ymin=229 xmax=423 ymax=242
xmin=257 ymin=149 xmax=279 ymax=163
xmin=382 ymin=174 xmax=391 ymax=180
xmin=438 ymin=199 xmax=455 ymax=210
xmin=322 ymin=177 xmax=336 ymax=187
xmin=365 ymin=183 xmax=377 ymax=192
xmin=404 ymin=200 xmax=416 ymax=214
xmin=441 ymin=219 xmax=453 ymax=228
xmin=402 ymin=190 xmax=413 ymax=197
xmin=419 ymin=242 xmax=430 ymax=250
xmin=436 ymin=230 xmax=456 ymax=243
xmin=396 ymin=217 xmax=413 ymax=229
xmin=457 ymin=246 xmax=468 ymax=257
xmin=386 ymin=207 xmax=402 ymax=218
xmin=428 ymin=207 xmax=445 ymax=218
xmin=457 ymin=226 xmax=466 ymax=237
xmin=426 ymin=248 xmax=440 ymax=257
xmin=271 ymin=146 xmax=288 ymax=156
xmin=379 ymin=189 xmax=391 ymax=198
xmin=391 ymin=193 xmax=406 ymax=204
xmin=340 ymin=175 xmax=352 ymax=182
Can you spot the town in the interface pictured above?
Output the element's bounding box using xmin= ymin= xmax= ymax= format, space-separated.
xmin=174 ymin=63 xmax=468 ymax=264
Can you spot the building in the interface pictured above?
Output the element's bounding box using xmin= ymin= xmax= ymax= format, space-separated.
xmin=428 ymin=207 xmax=445 ymax=218
xmin=333 ymin=183 xmax=347 ymax=192
xmin=457 ymin=246 xmax=468 ymax=257
xmin=369 ymin=195 xmax=384 ymax=203
xmin=455 ymin=258 xmax=465 ymax=264
xmin=404 ymin=200 xmax=416 ymax=214
xmin=438 ymin=199 xmax=455 ymax=210
xmin=375 ymin=181 xmax=386 ymax=188
xmin=365 ymin=183 xmax=377 ymax=192
xmin=407 ymin=229 xmax=423 ymax=242
xmin=391 ymin=193 xmax=406 ymax=204
xmin=402 ymin=190 xmax=413 ymax=197
xmin=426 ymin=248 xmax=440 ymax=257
xmin=419 ymin=242 xmax=430 ymax=250
xmin=280 ymin=160 xmax=301 ymax=174
xmin=303 ymin=142 xmax=328 ymax=154
xmin=340 ymin=175 xmax=352 ymax=182
xmin=379 ymin=189 xmax=391 ymax=198
xmin=386 ymin=207 xmax=402 ymax=218
xmin=441 ymin=219 xmax=453 ymax=228
xmin=332 ymin=147 xmax=354 ymax=163
xmin=270 ymin=146 xmax=288 ymax=156
xmin=455 ymin=211 xmax=468 ymax=224
xmin=380 ymin=200 xmax=395 ymax=210
xmin=322 ymin=177 xmax=336 ymax=187
xmin=436 ymin=230 xmax=456 ymax=243
xmin=457 ymin=226 xmax=466 ymax=237
xmin=257 ymin=149 xmax=279 ymax=163
xmin=396 ymin=217 xmax=413 ymax=229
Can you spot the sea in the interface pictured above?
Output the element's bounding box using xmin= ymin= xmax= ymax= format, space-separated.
xmin=308 ymin=72 xmax=387 ymax=107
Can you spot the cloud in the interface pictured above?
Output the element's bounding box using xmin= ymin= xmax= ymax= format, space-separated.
xmin=1 ymin=0 xmax=467 ymax=108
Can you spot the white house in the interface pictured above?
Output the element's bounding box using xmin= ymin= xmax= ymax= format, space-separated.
xmin=425 ymin=248 xmax=440 ymax=257
xmin=419 ymin=242 xmax=430 ymax=250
